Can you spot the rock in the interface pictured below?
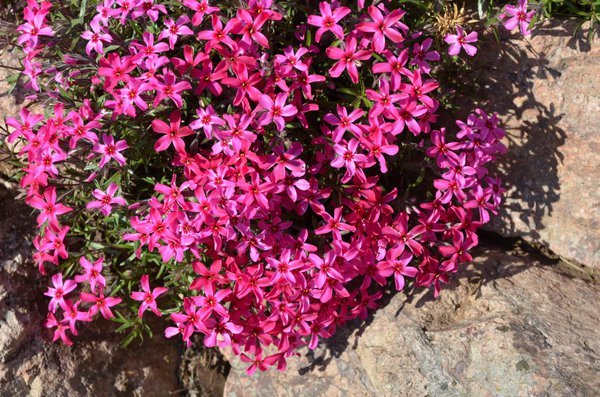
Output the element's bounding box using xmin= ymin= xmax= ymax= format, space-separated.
xmin=224 ymin=246 xmax=600 ymax=397
xmin=0 ymin=310 xmax=29 ymax=363
xmin=463 ymin=20 xmax=600 ymax=269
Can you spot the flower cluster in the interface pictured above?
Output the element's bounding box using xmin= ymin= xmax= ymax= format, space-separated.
xmin=443 ymin=0 xmax=537 ymax=58
xmin=5 ymin=0 xmax=507 ymax=373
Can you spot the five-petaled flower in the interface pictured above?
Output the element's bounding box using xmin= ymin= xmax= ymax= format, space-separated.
xmin=131 ymin=274 xmax=169 ymax=318
xmin=444 ymin=26 xmax=478 ymax=57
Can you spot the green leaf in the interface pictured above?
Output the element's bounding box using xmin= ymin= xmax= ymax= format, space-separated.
xmin=337 ymin=87 xmax=359 ymax=96
xmin=305 ymin=28 xmax=312 ymax=47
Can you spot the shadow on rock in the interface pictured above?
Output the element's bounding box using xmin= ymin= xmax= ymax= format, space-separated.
xmin=298 ymin=19 xmax=599 ymax=375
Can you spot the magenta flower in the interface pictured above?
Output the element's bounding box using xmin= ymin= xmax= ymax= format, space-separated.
xmin=131 ymin=0 xmax=167 ymax=21
xmin=62 ymin=300 xmax=92 ymax=336
xmin=131 ymin=274 xmax=169 ymax=318
xmin=80 ymin=19 xmax=112 ymax=56
xmin=204 ymin=317 xmax=243 ymax=348
xmin=80 ymin=292 xmax=122 ymax=319
xmin=326 ymin=36 xmax=372 ymax=84
xmin=27 ymin=186 xmax=72 ymax=229
xmin=323 ymin=105 xmax=365 ymax=142
xmin=331 ymin=138 xmax=368 ymax=182
xmin=152 ymin=111 xmax=195 ymax=153
xmin=190 ymin=105 xmax=226 ymax=139
xmin=503 ymin=0 xmax=536 ymax=36
xmin=266 ymin=142 xmax=306 ymax=180
xmin=75 ymin=256 xmax=106 ymax=293
xmin=159 ymin=16 xmax=194 ymax=49
xmin=233 ymin=9 xmax=270 ymax=48
xmin=380 ymin=247 xmax=417 ymax=291
xmin=439 ymin=230 xmax=477 ymax=270
xmin=130 ymin=31 xmax=169 ymax=57
xmin=444 ymin=26 xmax=478 ymax=57
xmin=240 ymin=348 xmax=279 ymax=375
xmin=267 ymin=250 xmax=305 ymax=284
xmin=307 ymin=2 xmax=351 ymax=43
xmin=17 ymin=12 xmax=54 ymax=47
xmin=221 ymin=64 xmax=262 ymax=106
xmin=40 ymin=225 xmax=70 ymax=261
xmin=371 ymin=49 xmax=410 ymax=91
xmin=6 ymin=107 xmax=44 ymax=143
xmin=314 ymin=207 xmax=356 ymax=240
xmin=192 ymin=284 xmax=231 ymax=319
xmin=410 ymin=38 xmax=440 ymax=73
xmin=45 ymin=313 xmax=73 ymax=346
xmin=356 ymin=6 xmax=407 ymax=53
xmin=153 ymin=71 xmax=192 ymax=108
xmin=44 ymin=273 xmax=77 ymax=313
xmin=366 ymin=78 xmax=405 ymax=118
xmin=93 ymin=134 xmax=129 ymax=168
xmin=258 ymin=93 xmax=297 ymax=131
xmin=86 ymin=183 xmax=127 ymax=216
xmin=275 ymin=46 xmax=310 ymax=72
xmin=197 ymin=14 xmax=236 ymax=50
xmin=183 ymin=0 xmax=220 ymax=26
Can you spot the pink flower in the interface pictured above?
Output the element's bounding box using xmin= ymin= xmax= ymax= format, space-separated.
xmin=365 ymin=78 xmax=405 ymax=118
xmin=26 ymin=186 xmax=72 ymax=229
xmin=98 ymin=53 xmax=137 ymax=91
xmin=197 ymin=14 xmax=236 ymax=50
xmin=331 ymin=139 xmax=368 ymax=182
xmin=275 ymin=46 xmax=310 ymax=72
xmin=356 ymin=6 xmax=407 ymax=53
xmin=93 ymin=134 xmax=129 ymax=168
xmin=62 ymin=300 xmax=92 ymax=336
xmin=233 ymin=9 xmax=270 ymax=48
xmin=380 ymin=247 xmax=416 ymax=291
xmin=221 ymin=64 xmax=262 ymax=106
xmin=323 ymin=105 xmax=364 ymax=142
xmin=258 ymin=93 xmax=297 ymax=131
xmin=266 ymin=142 xmax=306 ymax=180
xmin=326 ymin=36 xmax=372 ymax=84
xmin=183 ymin=0 xmax=220 ymax=26
xmin=44 ymin=273 xmax=77 ymax=313
xmin=80 ymin=19 xmax=112 ymax=56
xmin=131 ymin=274 xmax=169 ymax=318
xmin=190 ymin=105 xmax=226 ymax=139
xmin=410 ymin=38 xmax=439 ymax=73
xmin=307 ymin=2 xmax=351 ymax=43
xmin=314 ymin=207 xmax=356 ymax=240
xmin=86 ymin=183 xmax=127 ymax=216
xmin=152 ymin=111 xmax=195 ymax=153
xmin=80 ymin=291 xmax=122 ymax=319
xmin=17 ymin=12 xmax=54 ymax=47
xmin=159 ymin=16 xmax=194 ymax=49
xmin=130 ymin=31 xmax=169 ymax=57
xmin=400 ymin=70 xmax=439 ymax=109
xmin=444 ymin=26 xmax=478 ymax=57
xmin=192 ymin=284 xmax=231 ymax=319
xmin=74 ymin=256 xmax=106 ymax=293
xmin=240 ymin=348 xmax=279 ymax=375
xmin=153 ymin=70 xmax=192 ymax=108
xmin=45 ymin=313 xmax=72 ymax=346
xmin=6 ymin=107 xmax=44 ymax=143
xmin=503 ymin=0 xmax=536 ymax=36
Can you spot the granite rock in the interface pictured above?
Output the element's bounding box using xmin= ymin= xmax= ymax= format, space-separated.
xmin=465 ymin=20 xmax=600 ymax=269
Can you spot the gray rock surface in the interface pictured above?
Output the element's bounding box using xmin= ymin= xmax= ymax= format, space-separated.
xmin=466 ymin=20 xmax=600 ymax=269
xmin=224 ymin=246 xmax=600 ymax=397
